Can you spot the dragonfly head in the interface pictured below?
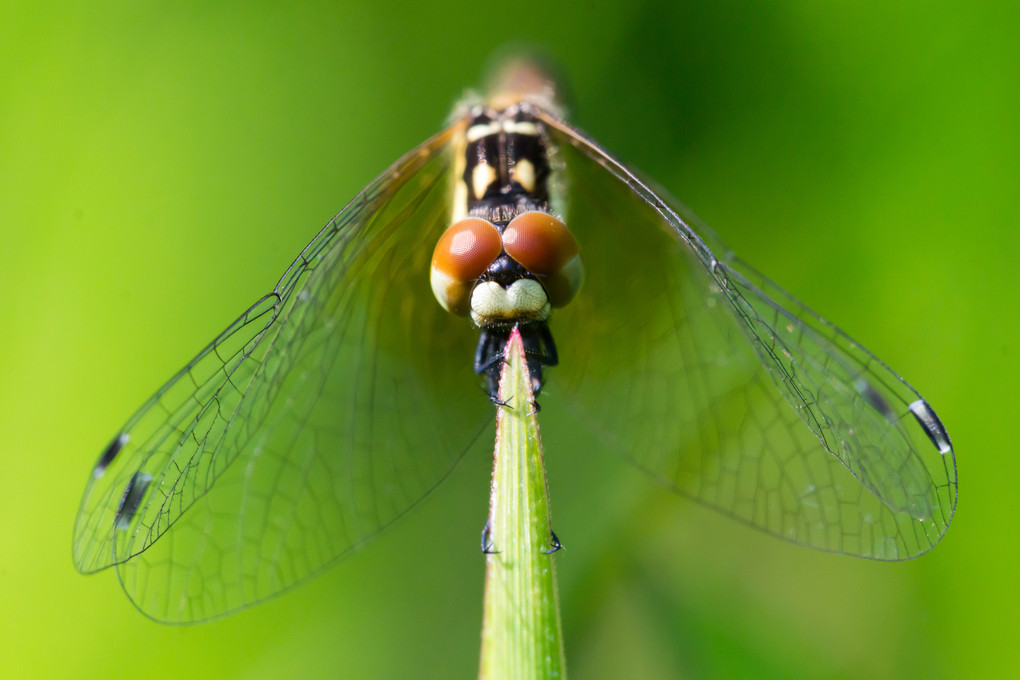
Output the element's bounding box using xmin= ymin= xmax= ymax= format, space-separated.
xmin=430 ymin=211 xmax=583 ymax=327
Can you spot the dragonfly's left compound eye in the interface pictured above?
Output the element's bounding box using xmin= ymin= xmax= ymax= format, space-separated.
xmin=431 ymin=217 xmax=503 ymax=315
xmin=504 ymin=211 xmax=583 ymax=307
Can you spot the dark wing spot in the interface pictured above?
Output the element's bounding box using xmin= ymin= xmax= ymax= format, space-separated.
xmin=855 ymin=379 xmax=893 ymax=419
xmin=93 ymin=433 xmax=129 ymax=478
xmin=909 ymin=400 xmax=953 ymax=454
xmin=115 ymin=471 xmax=153 ymax=530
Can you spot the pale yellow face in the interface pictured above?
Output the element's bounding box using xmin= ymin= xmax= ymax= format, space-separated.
xmin=468 ymin=279 xmax=551 ymax=327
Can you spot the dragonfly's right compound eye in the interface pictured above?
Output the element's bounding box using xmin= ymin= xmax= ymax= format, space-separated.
xmin=431 ymin=217 xmax=503 ymax=315
xmin=503 ymin=211 xmax=582 ymax=308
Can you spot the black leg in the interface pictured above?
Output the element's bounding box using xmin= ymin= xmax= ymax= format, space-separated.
xmin=475 ymin=328 xmax=509 ymax=399
xmin=480 ymin=520 xmax=499 ymax=554
xmin=474 ymin=323 xmax=559 ymax=399
xmin=542 ymin=530 xmax=564 ymax=555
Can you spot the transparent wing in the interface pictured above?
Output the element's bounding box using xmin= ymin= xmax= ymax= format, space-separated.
xmin=73 ymin=124 xmax=494 ymax=622
xmin=540 ymin=113 xmax=957 ymax=559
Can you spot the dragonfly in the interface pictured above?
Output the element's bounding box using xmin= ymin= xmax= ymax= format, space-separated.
xmin=73 ymin=59 xmax=958 ymax=624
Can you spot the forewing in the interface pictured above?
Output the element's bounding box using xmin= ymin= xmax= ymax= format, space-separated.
xmin=73 ymin=126 xmax=493 ymax=622
xmin=541 ymin=114 xmax=957 ymax=559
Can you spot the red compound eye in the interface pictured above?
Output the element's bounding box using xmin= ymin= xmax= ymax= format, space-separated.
xmin=430 ymin=217 xmax=502 ymax=315
xmin=503 ymin=211 xmax=583 ymax=307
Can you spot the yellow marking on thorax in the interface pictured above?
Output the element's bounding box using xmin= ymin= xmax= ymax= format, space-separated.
xmin=472 ymin=163 xmax=497 ymax=200
xmin=503 ymin=120 xmax=538 ymax=136
xmin=450 ymin=119 xmax=469 ymax=223
xmin=511 ymin=158 xmax=535 ymax=193
xmin=466 ymin=121 xmax=501 ymax=142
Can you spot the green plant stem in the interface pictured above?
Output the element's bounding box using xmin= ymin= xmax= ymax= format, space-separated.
xmin=478 ymin=327 xmax=566 ymax=680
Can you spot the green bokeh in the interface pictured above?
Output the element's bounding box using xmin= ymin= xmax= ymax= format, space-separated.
xmin=2 ymin=2 xmax=1015 ymax=678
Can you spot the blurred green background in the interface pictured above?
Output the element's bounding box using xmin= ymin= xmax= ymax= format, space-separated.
xmin=1 ymin=2 xmax=1015 ymax=678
